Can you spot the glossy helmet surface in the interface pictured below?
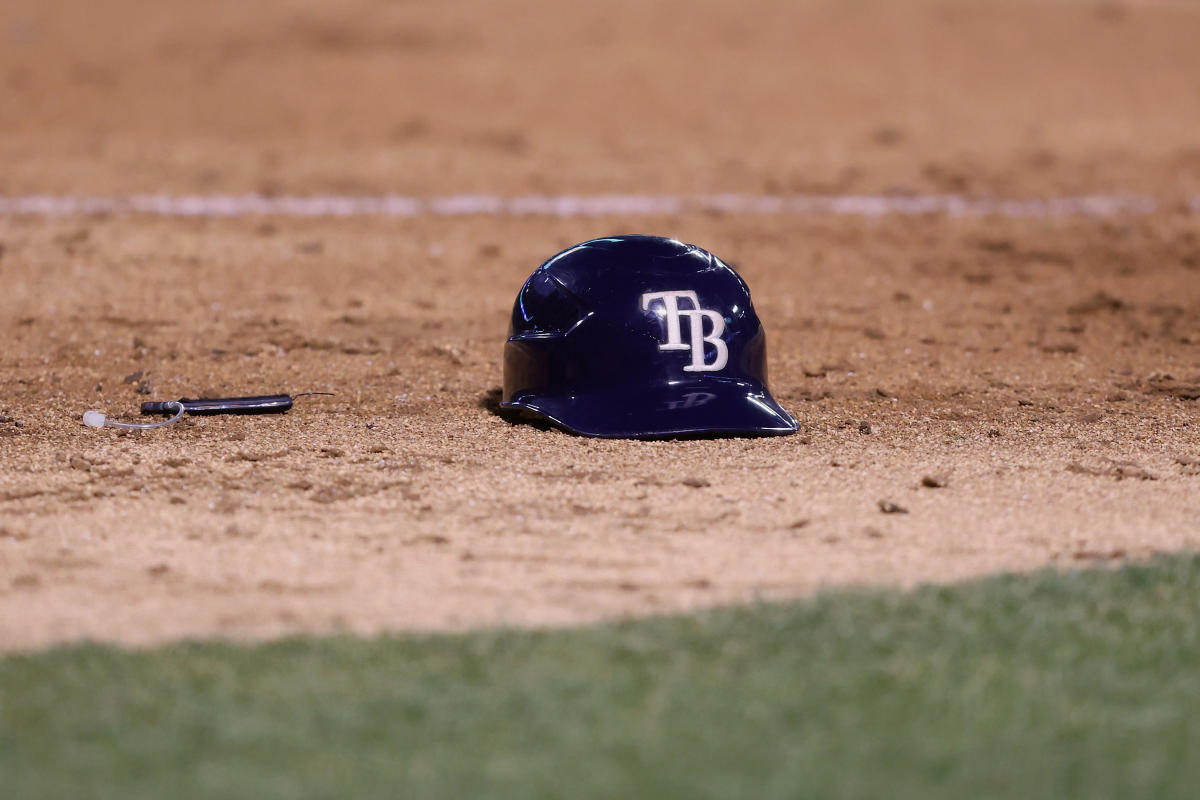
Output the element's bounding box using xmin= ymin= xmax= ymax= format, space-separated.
xmin=501 ymin=235 xmax=798 ymax=438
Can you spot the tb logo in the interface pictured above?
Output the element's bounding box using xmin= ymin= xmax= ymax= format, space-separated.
xmin=640 ymin=290 xmax=729 ymax=372
xmin=662 ymin=391 xmax=717 ymax=411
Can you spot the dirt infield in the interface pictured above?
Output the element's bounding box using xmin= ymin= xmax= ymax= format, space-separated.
xmin=2 ymin=0 xmax=1199 ymax=650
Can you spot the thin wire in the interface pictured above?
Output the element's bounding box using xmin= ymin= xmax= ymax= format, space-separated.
xmin=104 ymin=401 xmax=186 ymax=430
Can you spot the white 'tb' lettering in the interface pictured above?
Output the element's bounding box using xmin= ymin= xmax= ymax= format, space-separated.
xmin=641 ymin=290 xmax=729 ymax=372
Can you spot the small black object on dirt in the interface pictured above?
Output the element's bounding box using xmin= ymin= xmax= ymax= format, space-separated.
xmin=141 ymin=393 xmax=333 ymax=416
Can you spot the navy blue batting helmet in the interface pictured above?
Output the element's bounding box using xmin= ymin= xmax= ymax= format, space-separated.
xmin=501 ymin=235 xmax=798 ymax=438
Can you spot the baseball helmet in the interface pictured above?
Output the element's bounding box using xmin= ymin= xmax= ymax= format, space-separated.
xmin=501 ymin=235 xmax=798 ymax=438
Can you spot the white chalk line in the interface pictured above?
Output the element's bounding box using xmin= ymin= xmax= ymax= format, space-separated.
xmin=0 ymin=193 xmax=1186 ymax=218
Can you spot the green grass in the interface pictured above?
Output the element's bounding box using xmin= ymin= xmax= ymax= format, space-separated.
xmin=3 ymin=557 xmax=1200 ymax=800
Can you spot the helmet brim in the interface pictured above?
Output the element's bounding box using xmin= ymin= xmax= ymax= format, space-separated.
xmin=500 ymin=379 xmax=798 ymax=439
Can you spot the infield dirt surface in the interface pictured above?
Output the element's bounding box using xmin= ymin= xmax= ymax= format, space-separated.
xmin=1 ymin=0 xmax=1199 ymax=651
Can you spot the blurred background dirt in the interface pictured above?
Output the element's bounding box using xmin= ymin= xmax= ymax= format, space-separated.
xmin=1 ymin=0 xmax=1198 ymax=650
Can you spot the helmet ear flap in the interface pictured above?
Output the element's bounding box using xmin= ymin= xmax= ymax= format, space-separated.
xmin=502 ymin=338 xmax=555 ymax=403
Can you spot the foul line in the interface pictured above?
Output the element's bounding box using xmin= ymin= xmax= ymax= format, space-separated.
xmin=0 ymin=193 xmax=1181 ymax=219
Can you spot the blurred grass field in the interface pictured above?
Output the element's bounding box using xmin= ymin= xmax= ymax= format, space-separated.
xmin=4 ymin=555 xmax=1199 ymax=800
